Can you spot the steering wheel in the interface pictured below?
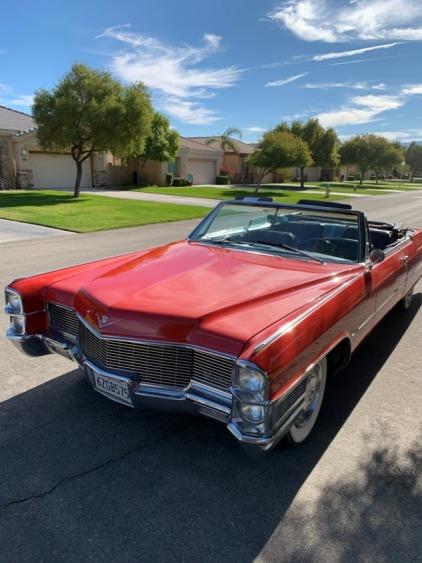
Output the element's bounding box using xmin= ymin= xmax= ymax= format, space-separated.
xmin=302 ymin=237 xmax=343 ymax=258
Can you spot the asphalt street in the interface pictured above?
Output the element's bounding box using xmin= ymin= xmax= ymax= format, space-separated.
xmin=0 ymin=192 xmax=421 ymax=563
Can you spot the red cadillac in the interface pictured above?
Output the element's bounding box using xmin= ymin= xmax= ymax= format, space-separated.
xmin=4 ymin=199 xmax=422 ymax=454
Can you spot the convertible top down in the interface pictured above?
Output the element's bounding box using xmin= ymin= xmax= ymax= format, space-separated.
xmin=5 ymin=198 xmax=422 ymax=454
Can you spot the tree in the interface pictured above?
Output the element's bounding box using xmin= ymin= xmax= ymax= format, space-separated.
xmin=405 ymin=142 xmax=422 ymax=181
xmin=274 ymin=119 xmax=339 ymax=187
xmin=248 ymin=130 xmax=312 ymax=192
xmin=371 ymin=139 xmax=403 ymax=183
xmin=33 ymin=64 xmax=153 ymax=197
xmin=205 ymin=127 xmax=242 ymax=172
xmin=133 ymin=112 xmax=179 ymax=167
xmin=340 ymin=134 xmax=403 ymax=187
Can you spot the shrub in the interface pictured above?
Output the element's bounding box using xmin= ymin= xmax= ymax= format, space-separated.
xmin=216 ymin=175 xmax=230 ymax=185
xmin=172 ymin=178 xmax=188 ymax=187
xmin=274 ymin=167 xmax=293 ymax=183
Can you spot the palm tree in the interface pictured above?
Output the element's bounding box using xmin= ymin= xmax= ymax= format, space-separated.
xmin=205 ymin=127 xmax=242 ymax=171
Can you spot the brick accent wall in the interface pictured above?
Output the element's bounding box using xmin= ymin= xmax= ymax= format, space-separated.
xmin=0 ymin=138 xmax=11 ymax=188
xmin=93 ymin=170 xmax=108 ymax=187
xmin=16 ymin=169 xmax=33 ymax=188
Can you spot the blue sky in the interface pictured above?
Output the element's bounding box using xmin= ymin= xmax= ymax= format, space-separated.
xmin=1 ymin=0 xmax=422 ymax=143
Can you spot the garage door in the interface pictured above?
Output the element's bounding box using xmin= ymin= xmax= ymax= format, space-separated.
xmin=30 ymin=153 xmax=92 ymax=189
xmin=187 ymin=159 xmax=216 ymax=185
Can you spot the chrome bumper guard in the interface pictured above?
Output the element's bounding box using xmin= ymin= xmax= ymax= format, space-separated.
xmin=7 ymin=329 xmax=306 ymax=454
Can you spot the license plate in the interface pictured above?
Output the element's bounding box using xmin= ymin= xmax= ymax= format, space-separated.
xmin=91 ymin=369 xmax=133 ymax=407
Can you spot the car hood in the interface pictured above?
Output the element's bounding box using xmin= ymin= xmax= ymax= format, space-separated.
xmin=48 ymin=241 xmax=360 ymax=355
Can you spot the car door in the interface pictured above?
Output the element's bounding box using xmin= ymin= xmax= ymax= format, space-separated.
xmin=371 ymin=240 xmax=408 ymax=324
xmin=402 ymin=230 xmax=422 ymax=294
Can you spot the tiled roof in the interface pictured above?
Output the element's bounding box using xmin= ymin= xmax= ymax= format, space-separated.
xmin=180 ymin=136 xmax=223 ymax=152
xmin=188 ymin=136 xmax=255 ymax=154
xmin=0 ymin=105 xmax=35 ymax=132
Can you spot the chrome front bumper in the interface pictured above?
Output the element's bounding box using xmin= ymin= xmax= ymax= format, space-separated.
xmin=7 ymin=330 xmax=306 ymax=455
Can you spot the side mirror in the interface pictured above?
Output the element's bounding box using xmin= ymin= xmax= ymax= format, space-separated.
xmin=369 ymin=248 xmax=385 ymax=264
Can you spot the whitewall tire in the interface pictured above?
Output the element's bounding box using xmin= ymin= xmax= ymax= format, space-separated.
xmin=285 ymin=357 xmax=327 ymax=446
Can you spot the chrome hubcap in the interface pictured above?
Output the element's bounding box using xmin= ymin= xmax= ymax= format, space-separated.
xmin=294 ymin=365 xmax=322 ymax=429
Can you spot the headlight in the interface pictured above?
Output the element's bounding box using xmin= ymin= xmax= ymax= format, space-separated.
xmin=11 ymin=315 xmax=25 ymax=334
xmin=240 ymin=404 xmax=265 ymax=424
xmin=238 ymin=364 xmax=266 ymax=394
xmin=5 ymin=289 xmax=23 ymax=314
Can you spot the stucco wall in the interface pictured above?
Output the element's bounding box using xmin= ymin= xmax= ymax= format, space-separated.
xmin=224 ymin=154 xmax=241 ymax=174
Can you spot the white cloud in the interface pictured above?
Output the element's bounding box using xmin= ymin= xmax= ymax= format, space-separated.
xmin=351 ymin=94 xmax=402 ymax=111
xmin=311 ymin=42 xmax=401 ymax=61
xmin=401 ymin=84 xmax=422 ymax=95
xmin=304 ymin=81 xmax=386 ymax=90
xmin=97 ymin=25 xmax=243 ymax=124
xmin=159 ymin=98 xmax=221 ymax=125
xmin=266 ymin=72 xmax=308 ymax=87
xmin=373 ymin=129 xmax=422 ymax=141
xmin=259 ymin=62 xmax=284 ymax=69
xmin=316 ymin=83 xmax=422 ymax=128
xmin=7 ymin=95 xmax=34 ymax=107
xmin=245 ymin=126 xmax=266 ymax=132
xmin=330 ymin=55 xmax=404 ymax=66
xmin=0 ymin=93 xmax=34 ymax=109
xmin=269 ymin=0 xmax=422 ymax=42
xmin=317 ymin=94 xmax=403 ymax=127
xmin=280 ymin=110 xmax=314 ymax=121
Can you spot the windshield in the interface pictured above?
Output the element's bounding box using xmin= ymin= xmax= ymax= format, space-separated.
xmin=189 ymin=203 xmax=362 ymax=263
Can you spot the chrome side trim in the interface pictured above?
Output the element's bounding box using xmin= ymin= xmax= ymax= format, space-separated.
xmin=383 ymin=234 xmax=413 ymax=256
xmin=252 ymin=272 xmax=363 ymax=354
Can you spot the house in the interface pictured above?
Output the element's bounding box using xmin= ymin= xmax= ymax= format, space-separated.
xmin=0 ymin=105 xmax=113 ymax=189
xmin=140 ymin=137 xmax=223 ymax=186
xmin=188 ymin=137 xmax=275 ymax=184
xmin=0 ymin=106 xmax=223 ymax=189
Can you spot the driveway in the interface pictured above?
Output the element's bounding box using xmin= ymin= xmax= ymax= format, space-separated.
xmin=0 ymin=193 xmax=421 ymax=562
xmin=0 ymin=218 xmax=71 ymax=244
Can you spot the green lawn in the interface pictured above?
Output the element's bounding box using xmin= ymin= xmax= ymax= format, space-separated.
xmin=0 ymin=190 xmax=209 ymax=233
xmin=313 ymin=181 xmax=422 ymax=192
xmin=140 ymin=180 xmax=422 ymax=198
xmin=140 ymin=186 xmax=347 ymax=202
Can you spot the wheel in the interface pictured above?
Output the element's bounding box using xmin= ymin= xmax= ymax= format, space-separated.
xmin=398 ymin=287 xmax=414 ymax=311
xmin=285 ymin=357 xmax=327 ymax=446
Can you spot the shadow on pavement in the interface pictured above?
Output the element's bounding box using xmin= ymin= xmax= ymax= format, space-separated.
xmin=0 ymin=294 xmax=420 ymax=563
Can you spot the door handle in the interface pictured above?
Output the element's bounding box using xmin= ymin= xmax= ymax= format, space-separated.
xmin=400 ymin=255 xmax=409 ymax=264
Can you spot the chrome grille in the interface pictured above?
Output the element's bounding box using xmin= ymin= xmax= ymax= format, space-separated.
xmin=274 ymin=374 xmax=310 ymax=423
xmin=48 ymin=302 xmax=79 ymax=339
xmin=192 ymin=350 xmax=234 ymax=391
xmin=78 ymin=320 xmax=235 ymax=392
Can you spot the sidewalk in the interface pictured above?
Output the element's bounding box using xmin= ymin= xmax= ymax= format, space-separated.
xmin=80 ymin=187 xmax=364 ymax=205
xmin=81 ymin=189 xmax=217 ymax=207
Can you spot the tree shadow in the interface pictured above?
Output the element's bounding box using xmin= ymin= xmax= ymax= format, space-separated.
xmin=0 ymin=191 xmax=84 ymax=209
xmin=260 ymin=429 xmax=422 ymax=563
xmin=0 ymin=294 xmax=420 ymax=562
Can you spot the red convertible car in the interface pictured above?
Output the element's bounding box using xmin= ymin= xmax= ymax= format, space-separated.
xmin=4 ymin=199 xmax=422 ymax=454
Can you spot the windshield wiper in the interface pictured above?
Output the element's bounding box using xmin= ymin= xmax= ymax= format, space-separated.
xmin=255 ymin=240 xmax=324 ymax=264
